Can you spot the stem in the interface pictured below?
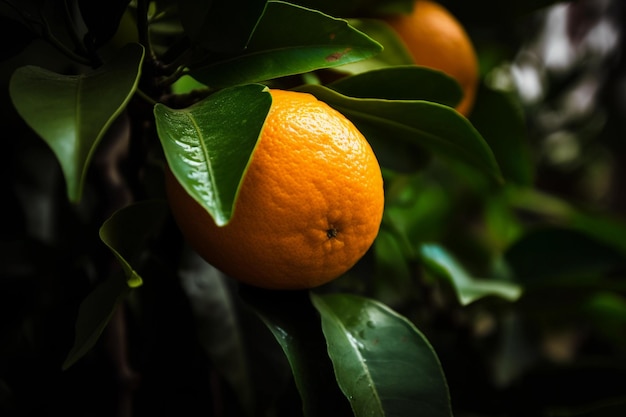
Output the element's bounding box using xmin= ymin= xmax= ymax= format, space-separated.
xmin=136 ymin=0 xmax=153 ymax=59
xmin=135 ymin=89 xmax=159 ymax=106
xmin=106 ymin=302 xmax=141 ymax=417
xmin=157 ymin=66 xmax=190 ymax=87
xmin=93 ymin=113 xmax=140 ymax=417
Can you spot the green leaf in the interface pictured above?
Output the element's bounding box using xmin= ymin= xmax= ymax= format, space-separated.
xmin=328 ymin=65 xmax=463 ymax=108
xmin=187 ymin=1 xmax=382 ymax=89
xmin=99 ymin=200 xmax=170 ymax=288
xmin=334 ymin=18 xmax=414 ymax=74
xmin=178 ymin=250 xmax=256 ymax=415
xmin=507 ymin=187 xmax=626 ymax=256
xmin=8 ymin=43 xmax=144 ymax=202
xmin=419 ymin=243 xmax=523 ymax=305
xmin=311 ymin=293 xmax=453 ymax=417
xmin=62 ymin=273 xmax=130 ymax=370
xmin=171 ymin=74 xmax=209 ymax=95
xmin=373 ymin=224 xmax=414 ymax=306
xmin=241 ymin=288 xmax=352 ymax=417
xmin=178 ymin=0 xmax=267 ymax=52
xmin=296 ymin=84 xmax=503 ymax=182
xmin=584 ymin=292 xmax=626 ymax=348
xmin=154 ymin=84 xmax=271 ymax=226
xmin=503 ymin=227 xmax=626 ymax=286
xmin=469 ymin=85 xmax=534 ymax=186
xmin=383 ymin=173 xmax=452 ymax=246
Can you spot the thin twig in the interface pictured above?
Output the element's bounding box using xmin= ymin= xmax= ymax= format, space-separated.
xmin=136 ymin=0 xmax=154 ymax=59
xmin=106 ymin=302 xmax=141 ymax=417
xmin=157 ymin=66 xmax=191 ymax=87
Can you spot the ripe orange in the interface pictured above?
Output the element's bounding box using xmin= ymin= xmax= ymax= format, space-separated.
xmin=386 ymin=0 xmax=479 ymax=116
xmin=166 ymin=89 xmax=384 ymax=290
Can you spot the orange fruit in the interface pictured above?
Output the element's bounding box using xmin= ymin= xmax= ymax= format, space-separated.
xmin=166 ymin=89 xmax=384 ymax=290
xmin=386 ymin=0 xmax=479 ymax=116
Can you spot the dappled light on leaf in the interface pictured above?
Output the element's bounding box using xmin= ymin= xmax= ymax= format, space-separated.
xmin=311 ymin=293 xmax=453 ymax=417
xmin=296 ymin=84 xmax=503 ymax=182
xmin=155 ymin=84 xmax=271 ymax=226
xmin=99 ymin=200 xmax=170 ymax=287
xmin=187 ymin=1 xmax=383 ymax=88
xmin=420 ymin=243 xmax=523 ymax=305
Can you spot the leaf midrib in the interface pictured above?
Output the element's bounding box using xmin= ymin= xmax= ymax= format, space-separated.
xmin=332 ymin=103 xmax=499 ymax=176
xmin=322 ymin=298 xmax=385 ymax=417
xmin=185 ymin=110 xmax=223 ymax=220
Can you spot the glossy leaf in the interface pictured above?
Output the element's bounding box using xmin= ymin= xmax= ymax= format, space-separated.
xmin=420 ymin=243 xmax=523 ymax=305
xmin=188 ymin=1 xmax=382 ymax=89
xmin=241 ymin=288 xmax=352 ymax=417
xmin=311 ymin=293 xmax=453 ymax=417
xmin=296 ymin=84 xmax=503 ymax=182
xmin=8 ymin=43 xmax=144 ymax=202
xmin=329 ymin=65 xmax=463 ymax=108
xmin=99 ymin=200 xmax=170 ymax=288
xmin=334 ymin=18 xmax=414 ymax=74
xmin=178 ymin=0 xmax=267 ymax=52
xmin=154 ymin=84 xmax=271 ymax=226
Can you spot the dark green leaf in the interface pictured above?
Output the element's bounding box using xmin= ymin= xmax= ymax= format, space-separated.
xmin=188 ymin=1 xmax=382 ymax=89
xmin=62 ymin=274 xmax=129 ymax=370
xmin=295 ymin=84 xmax=503 ymax=182
xmin=99 ymin=200 xmax=170 ymax=288
xmin=178 ymin=250 xmax=256 ymax=415
xmin=507 ymin=188 xmax=626 ymax=256
xmin=419 ymin=243 xmax=523 ymax=305
xmin=584 ymin=292 xmax=626 ymax=349
xmin=179 ymin=0 xmax=267 ymax=52
xmin=469 ymin=85 xmax=534 ymax=186
xmin=154 ymin=84 xmax=271 ymax=226
xmin=383 ymin=173 xmax=452 ymax=246
xmin=147 ymin=1 xmax=186 ymax=57
xmin=241 ymin=288 xmax=352 ymax=417
xmin=329 ymin=65 xmax=463 ymax=107
xmin=311 ymin=293 xmax=453 ymax=417
xmin=372 ymin=224 xmax=413 ymax=306
xmin=286 ymin=0 xmax=361 ymax=16
xmin=8 ymin=43 xmax=144 ymax=202
xmin=504 ymin=227 xmax=626 ymax=286
xmin=335 ymin=18 xmax=414 ymax=74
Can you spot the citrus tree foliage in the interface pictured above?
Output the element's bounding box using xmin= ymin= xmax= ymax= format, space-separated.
xmin=3 ymin=0 xmax=626 ymax=416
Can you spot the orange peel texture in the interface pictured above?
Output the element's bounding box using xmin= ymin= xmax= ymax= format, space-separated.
xmin=166 ymin=89 xmax=385 ymax=290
